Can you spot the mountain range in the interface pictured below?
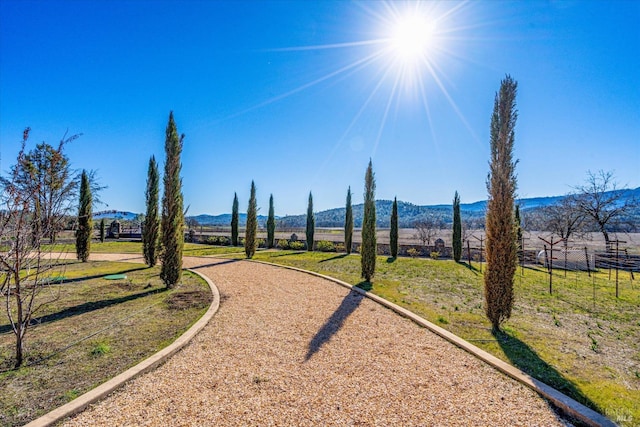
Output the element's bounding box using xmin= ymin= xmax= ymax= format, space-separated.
xmin=95 ymin=187 xmax=639 ymax=229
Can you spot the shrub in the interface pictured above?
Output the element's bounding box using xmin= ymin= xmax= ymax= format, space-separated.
xmin=407 ymin=248 xmax=419 ymax=258
xmin=430 ymin=251 xmax=440 ymax=260
xmin=289 ymin=241 xmax=305 ymax=250
xmin=206 ymin=236 xmax=229 ymax=246
xmin=257 ymin=238 xmax=265 ymax=248
xmin=277 ymin=239 xmax=290 ymax=249
xmin=335 ymin=243 xmax=346 ymax=253
xmin=90 ymin=341 xmax=111 ymax=357
xmin=316 ymin=240 xmax=336 ymax=252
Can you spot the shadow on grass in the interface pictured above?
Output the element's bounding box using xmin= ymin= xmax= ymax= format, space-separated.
xmin=55 ymin=266 xmax=150 ymax=285
xmin=319 ymin=254 xmax=349 ymax=263
xmin=355 ymin=280 xmax=373 ymax=291
xmin=496 ymin=330 xmax=603 ymax=417
xmin=305 ymin=288 xmax=365 ymax=361
xmin=462 ymin=262 xmax=480 ymax=275
xmin=189 ymin=258 xmax=239 ymax=269
xmin=267 ymin=251 xmax=308 ymax=258
xmin=0 ymin=287 xmax=167 ymax=334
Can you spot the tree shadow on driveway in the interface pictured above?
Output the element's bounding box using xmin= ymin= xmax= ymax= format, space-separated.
xmin=305 ymin=286 xmax=367 ymax=361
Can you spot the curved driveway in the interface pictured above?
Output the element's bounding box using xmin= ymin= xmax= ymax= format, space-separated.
xmin=63 ymin=256 xmax=566 ymax=426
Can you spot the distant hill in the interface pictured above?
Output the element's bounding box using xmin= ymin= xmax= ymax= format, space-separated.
xmin=104 ymin=187 xmax=639 ymax=230
xmin=94 ymin=210 xmax=139 ymax=221
xmin=276 ymin=200 xmax=460 ymax=229
xmin=191 ymin=213 xmax=271 ymax=227
xmin=276 ymin=187 xmax=640 ymax=229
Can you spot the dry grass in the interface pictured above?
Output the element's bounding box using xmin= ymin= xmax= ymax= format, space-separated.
xmin=0 ymin=261 xmax=210 ymax=427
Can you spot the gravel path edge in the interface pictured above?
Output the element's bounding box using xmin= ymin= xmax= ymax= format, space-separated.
xmin=248 ymin=259 xmax=616 ymax=427
xmin=23 ymin=268 xmax=220 ymax=427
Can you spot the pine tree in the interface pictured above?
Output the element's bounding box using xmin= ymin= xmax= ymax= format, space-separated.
xmin=99 ymin=218 xmax=106 ymax=243
xmin=245 ymin=181 xmax=257 ymax=258
xmin=484 ymin=75 xmax=518 ymax=334
xmin=231 ymin=192 xmax=239 ymax=246
xmin=452 ymin=191 xmax=462 ymax=262
xmin=306 ymin=192 xmax=314 ymax=251
xmin=76 ymin=170 xmax=92 ymax=262
xmin=142 ymin=155 xmax=160 ymax=267
xmin=267 ymin=194 xmax=276 ymax=248
xmin=390 ymin=196 xmax=398 ymax=258
xmin=344 ymin=187 xmax=353 ymax=254
xmin=160 ymin=111 xmax=184 ymax=289
xmin=361 ymin=160 xmax=376 ymax=281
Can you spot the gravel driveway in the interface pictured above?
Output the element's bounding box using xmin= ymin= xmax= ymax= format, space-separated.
xmin=63 ymin=256 xmax=567 ymax=426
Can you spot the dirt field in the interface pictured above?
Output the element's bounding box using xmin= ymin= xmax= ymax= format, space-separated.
xmin=198 ymin=228 xmax=640 ymax=254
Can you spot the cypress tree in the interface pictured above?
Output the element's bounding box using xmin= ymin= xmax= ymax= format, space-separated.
xmin=361 ymin=160 xmax=376 ymax=281
xmin=306 ymin=192 xmax=314 ymax=251
xmin=344 ymin=187 xmax=353 ymax=254
xmin=231 ymin=192 xmax=239 ymax=246
xmin=143 ymin=155 xmax=160 ymax=267
xmin=267 ymin=194 xmax=276 ymax=248
xmin=99 ymin=218 xmax=106 ymax=243
xmin=390 ymin=196 xmax=398 ymax=258
xmin=245 ymin=181 xmax=257 ymax=258
xmin=515 ymin=204 xmax=523 ymax=245
xmin=160 ymin=111 xmax=184 ymax=289
xmin=76 ymin=170 xmax=92 ymax=262
xmin=484 ymin=75 xmax=518 ymax=334
xmin=452 ymin=191 xmax=462 ymax=262
xmin=515 ymin=203 xmax=523 ymax=263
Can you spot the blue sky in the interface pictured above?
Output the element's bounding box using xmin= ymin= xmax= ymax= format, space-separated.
xmin=1 ymin=0 xmax=638 ymax=216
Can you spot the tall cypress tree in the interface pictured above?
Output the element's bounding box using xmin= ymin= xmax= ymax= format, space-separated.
xmin=143 ymin=155 xmax=160 ymax=267
xmin=361 ymin=160 xmax=376 ymax=281
xmin=267 ymin=194 xmax=276 ymax=248
xmin=99 ymin=218 xmax=106 ymax=243
xmin=452 ymin=191 xmax=462 ymax=262
xmin=306 ymin=192 xmax=314 ymax=251
xmin=390 ymin=197 xmax=398 ymax=258
xmin=231 ymin=192 xmax=239 ymax=246
xmin=484 ymin=75 xmax=518 ymax=334
xmin=245 ymin=181 xmax=257 ymax=258
xmin=76 ymin=170 xmax=92 ymax=262
xmin=344 ymin=187 xmax=353 ymax=254
xmin=515 ymin=204 xmax=523 ymax=245
xmin=160 ymin=111 xmax=184 ymax=289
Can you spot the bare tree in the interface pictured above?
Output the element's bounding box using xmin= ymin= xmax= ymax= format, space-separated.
xmin=461 ymin=218 xmax=474 ymax=243
xmin=414 ymin=217 xmax=442 ymax=246
xmin=574 ymin=170 xmax=638 ymax=247
xmin=0 ymin=129 xmax=64 ymax=367
xmin=538 ymin=194 xmax=586 ymax=241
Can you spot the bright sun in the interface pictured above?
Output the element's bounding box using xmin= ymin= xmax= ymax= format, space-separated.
xmin=389 ymin=14 xmax=436 ymax=63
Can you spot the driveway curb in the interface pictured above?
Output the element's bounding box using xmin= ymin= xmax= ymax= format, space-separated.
xmin=25 ymin=268 xmax=220 ymax=427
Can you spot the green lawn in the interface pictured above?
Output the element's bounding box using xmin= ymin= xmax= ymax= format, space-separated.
xmin=247 ymin=250 xmax=639 ymax=426
xmin=0 ymin=261 xmax=211 ymax=427
xmin=43 ymin=240 xmax=246 ymax=256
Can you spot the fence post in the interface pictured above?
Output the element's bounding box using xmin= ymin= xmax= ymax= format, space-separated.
xmin=584 ymin=246 xmax=591 ymax=277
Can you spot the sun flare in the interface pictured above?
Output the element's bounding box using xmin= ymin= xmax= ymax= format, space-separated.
xmin=389 ymin=13 xmax=436 ymax=63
